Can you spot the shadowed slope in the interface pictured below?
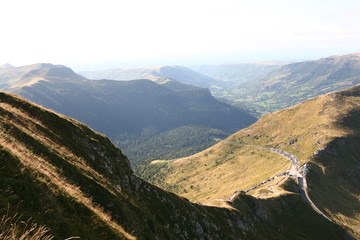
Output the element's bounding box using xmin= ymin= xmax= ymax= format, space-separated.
xmin=0 ymin=63 xmax=256 ymax=165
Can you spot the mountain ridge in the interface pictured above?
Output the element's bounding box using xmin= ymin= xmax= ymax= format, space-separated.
xmin=0 ymin=63 xmax=86 ymax=90
xmin=0 ymin=63 xmax=256 ymax=165
xmin=79 ymin=65 xmax=220 ymax=88
xmin=216 ymin=52 xmax=360 ymax=114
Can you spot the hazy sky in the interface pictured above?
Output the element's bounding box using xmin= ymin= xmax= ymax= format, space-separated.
xmin=1 ymin=0 xmax=359 ymax=70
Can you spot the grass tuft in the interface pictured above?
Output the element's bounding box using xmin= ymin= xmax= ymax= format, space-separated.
xmin=0 ymin=210 xmax=53 ymax=240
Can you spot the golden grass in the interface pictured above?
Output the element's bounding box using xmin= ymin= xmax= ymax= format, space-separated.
xmin=229 ymin=93 xmax=358 ymax=162
xmin=0 ymin=102 xmax=118 ymax=195
xmin=152 ymin=145 xmax=290 ymax=205
xmin=0 ymin=103 xmax=136 ymax=240
xmin=150 ymin=88 xmax=360 ymax=236
xmin=249 ymin=176 xmax=290 ymax=199
xmin=150 ymin=160 xmax=172 ymax=164
xmin=0 ymin=210 xmax=54 ymax=240
xmin=227 ymin=91 xmax=360 ymax=236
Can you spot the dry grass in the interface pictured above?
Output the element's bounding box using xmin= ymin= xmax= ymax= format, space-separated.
xmin=150 ymin=88 xmax=360 ymax=237
xmin=152 ymin=145 xmax=290 ymax=205
xmin=0 ymin=102 xmax=117 ymax=195
xmin=229 ymin=93 xmax=359 ymax=163
xmin=0 ymin=102 xmax=136 ymax=240
xmin=250 ymin=176 xmax=290 ymax=199
xmin=227 ymin=91 xmax=360 ymax=236
xmin=0 ymin=210 xmax=54 ymax=240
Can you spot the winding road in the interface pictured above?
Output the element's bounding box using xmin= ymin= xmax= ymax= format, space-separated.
xmin=262 ymin=147 xmax=335 ymax=222
xmin=221 ymin=141 xmax=356 ymax=239
xmin=226 ymin=143 xmax=333 ymax=221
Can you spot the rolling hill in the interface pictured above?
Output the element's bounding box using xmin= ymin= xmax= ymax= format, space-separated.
xmin=145 ymin=85 xmax=360 ymax=238
xmin=208 ymin=53 xmax=360 ymax=114
xmin=0 ymin=91 xmax=349 ymax=239
xmin=80 ymin=65 xmax=220 ymax=88
xmin=0 ymin=63 xmax=256 ymax=165
xmin=192 ymin=62 xmax=286 ymax=83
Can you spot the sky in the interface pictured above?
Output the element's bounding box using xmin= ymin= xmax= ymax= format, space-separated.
xmin=1 ymin=0 xmax=360 ymax=71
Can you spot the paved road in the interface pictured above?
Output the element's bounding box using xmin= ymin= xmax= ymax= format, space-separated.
xmin=226 ymin=143 xmax=330 ymax=219
xmin=224 ymin=142 xmax=355 ymax=239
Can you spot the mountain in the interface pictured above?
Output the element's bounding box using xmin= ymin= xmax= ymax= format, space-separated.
xmin=252 ymin=53 xmax=360 ymax=112
xmin=80 ymin=65 xmax=220 ymax=88
xmin=0 ymin=63 xmax=256 ymax=165
xmin=192 ymin=62 xmax=286 ymax=83
xmin=153 ymin=77 xmax=201 ymax=92
xmin=0 ymin=63 xmax=86 ymax=90
xmin=212 ymin=53 xmax=360 ymax=114
xmin=0 ymin=63 xmax=14 ymax=69
xmin=0 ymin=91 xmax=348 ymax=239
xmin=145 ymin=85 xmax=360 ymax=238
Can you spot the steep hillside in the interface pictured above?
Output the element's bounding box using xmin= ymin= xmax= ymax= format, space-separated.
xmin=80 ymin=65 xmax=220 ymax=88
xmin=147 ymin=86 xmax=360 ymax=238
xmin=226 ymin=53 xmax=360 ymax=114
xmin=0 ymin=63 xmax=256 ymax=165
xmin=0 ymin=92 xmax=347 ymax=239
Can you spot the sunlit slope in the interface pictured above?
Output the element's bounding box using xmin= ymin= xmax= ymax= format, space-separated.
xmin=148 ymin=86 xmax=360 ymax=237
xmin=0 ymin=91 xmax=349 ymax=239
xmin=147 ymin=144 xmax=290 ymax=205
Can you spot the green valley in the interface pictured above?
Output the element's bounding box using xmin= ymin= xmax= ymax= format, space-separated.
xmin=200 ymin=53 xmax=360 ymax=115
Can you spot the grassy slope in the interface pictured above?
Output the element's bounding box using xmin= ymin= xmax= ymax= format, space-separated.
xmin=147 ymin=86 xmax=360 ymax=238
xmin=0 ymin=91 xmax=348 ymax=239
xmin=231 ymin=86 xmax=360 ymax=238
xmin=147 ymin=145 xmax=290 ymax=205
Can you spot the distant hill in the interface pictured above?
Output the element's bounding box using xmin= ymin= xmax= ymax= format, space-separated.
xmin=80 ymin=65 xmax=220 ymax=88
xmin=0 ymin=63 xmax=14 ymax=69
xmin=153 ymin=77 xmax=201 ymax=92
xmin=145 ymin=85 xmax=360 ymax=238
xmin=192 ymin=62 xmax=286 ymax=83
xmin=251 ymin=53 xmax=360 ymax=112
xmin=207 ymin=53 xmax=360 ymax=115
xmin=0 ymin=91 xmax=347 ymax=239
xmin=0 ymin=63 xmax=256 ymax=165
